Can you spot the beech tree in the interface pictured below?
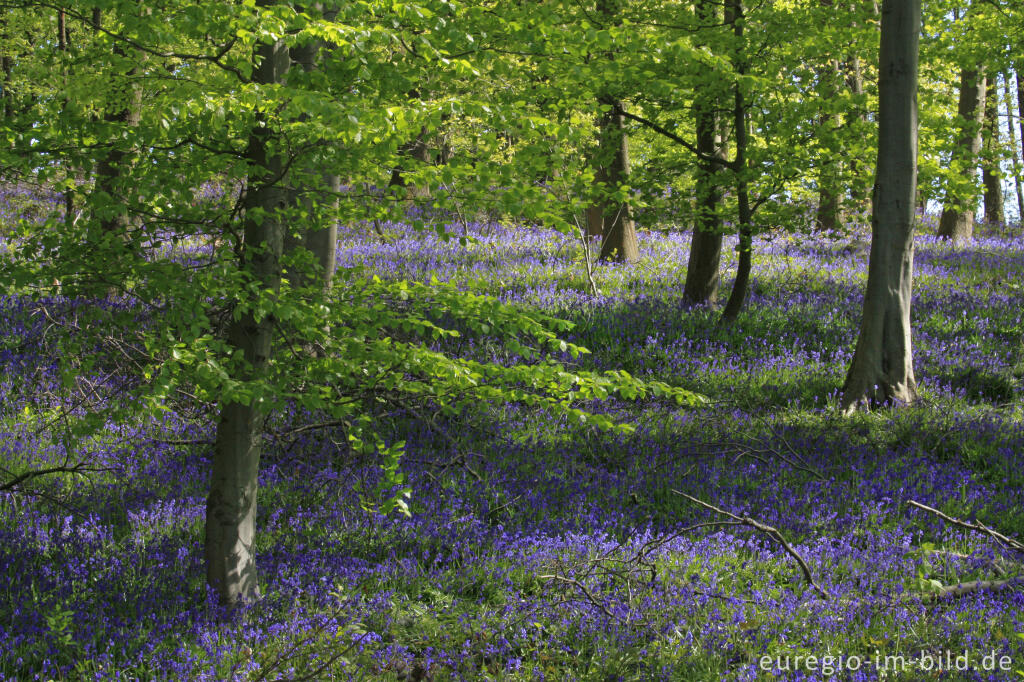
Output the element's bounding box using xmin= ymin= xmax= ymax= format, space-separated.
xmin=592 ymin=0 xmax=639 ymax=263
xmin=1004 ymin=74 xmax=1024 ymax=220
xmin=204 ymin=0 xmax=288 ymax=605
xmin=981 ymin=77 xmax=1004 ymax=226
xmin=682 ymin=0 xmax=727 ymax=305
xmin=937 ymin=68 xmax=985 ymax=242
xmin=842 ymin=0 xmax=921 ymax=412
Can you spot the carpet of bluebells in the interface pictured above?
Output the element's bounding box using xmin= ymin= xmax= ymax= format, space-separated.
xmin=2 ymin=183 xmax=1024 ymax=680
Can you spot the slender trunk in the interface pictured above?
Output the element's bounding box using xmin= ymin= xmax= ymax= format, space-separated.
xmin=1004 ymin=74 xmax=1024 ymax=222
xmin=586 ymin=202 xmax=604 ymax=238
xmin=593 ymin=0 xmax=638 ymax=263
xmin=1018 ymin=69 xmax=1024 ymax=210
xmin=305 ymin=174 xmax=339 ymax=287
xmin=982 ymin=76 xmax=1004 ymax=226
xmin=814 ymin=19 xmax=841 ymax=233
xmin=285 ymin=27 xmax=338 ymax=289
xmin=720 ymin=0 xmax=750 ymax=324
xmin=937 ymin=69 xmax=985 ymax=243
xmin=1 ymin=13 xmax=12 ymax=121
xmin=845 ymin=44 xmax=871 ymax=222
xmin=841 ymin=0 xmax=920 ymax=412
xmin=596 ymin=98 xmax=639 ymax=262
xmin=206 ymin=22 xmax=288 ymax=608
xmin=683 ymin=0 xmax=726 ymax=304
xmin=91 ymin=10 xmax=142 ymax=240
xmin=388 ymin=123 xmax=432 ymax=198
xmin=57 ymin=10 xmax=77 ymax=227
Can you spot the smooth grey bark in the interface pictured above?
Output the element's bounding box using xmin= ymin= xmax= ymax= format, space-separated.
xmin=981 ymin=76 xmax=1004 ymax=226
xmin=1018 ymin=69 xmax=1024 ymax=210
xmin=205 ymin=25 xmax=288 ymax=608
xmin=841 ymin=0 xmax=920 ymax=412
xmin=683 ymin=0 xmax=726 ymax=304
xmin=1004 ymin=74 xmax=1024 ymax=222
xmin=937 ymin=69 xmax=986 ymax=243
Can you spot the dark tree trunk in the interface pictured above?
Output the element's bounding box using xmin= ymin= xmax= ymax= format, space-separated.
xmin=596 ymin=98 xmax=639 ymax=262
xmin=982 ymin=76 xmax=1004 ymax=226
xmin=91 ymin=10 xmax=142 ymax=239
xmin=57 ymin=10 xmax=77 ymax=227
xmin=586 ymin=203 xmax=604 ymax=238
xmin=720 ymin=0 xmax=751 ymax=325
xmin=937 ymin=69 xmax=985 ymax=243
xmin=841 ymin=0 xmax=920 ymax=412
xmin=388 ymin=126 xmax=432 ymax=197
xmin=205 ymin=21 xmax=288 ymax=608
xmin=591 ymin=0 xmax=638 ymax=263
xmin=683 ymin=0 xmax=726 ymax=304
xmin=1 ymin=14 xmax=12 ymax=121
xmin=845 ymin=52 xmax=872 ymax=223
xmin=815 ymin=51 xmax=842 ymax=233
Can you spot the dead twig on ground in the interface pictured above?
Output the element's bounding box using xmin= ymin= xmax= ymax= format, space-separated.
xmin=907 ymin=500 xmax=1024 ymax=554
xmin=672 ymin=490 xmax=831 ymax=600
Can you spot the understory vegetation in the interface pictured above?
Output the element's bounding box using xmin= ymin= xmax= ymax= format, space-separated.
xmin=1 ymin=192 xmax=1023 ymax=680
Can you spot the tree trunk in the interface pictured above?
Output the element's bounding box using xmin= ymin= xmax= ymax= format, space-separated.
xmin=1 ymin=13 xmax=12 ymax=121
xmin=586 ymin=204 xmax=604 ymax=238
xmin=285 ymin=27 xmax=339 ymax=290
xmin=1004 ymin=73 xmax=1024 ymax=222
xmin=845 ymin=47 xmax=871 ymax=223
xmin=56 ymin=10 xmax=79 ymax=227
xmin=841 ymin=0 xmax=920 ymax=413
xmin=592 ymin=0 xmax=638 ymax=263
xmin=596 ymin=98 xmax=639 ymax=262
xmin=937 ymin=69 xmax=985 ymax=243
xmin=205 ymin=21 xmax=288 ymax=608
xmin=1018 ymin=69 xmax=1024 ymax=215
xmin=982 ymin=76 xmax=1004 ymax=226
xmin=91 ymin=9 xmax=143 ymax=245
xmin=388 ymin=125 xmax=432 ymax=198
xmin=815 ymin=49 xmax=842 ymax=233
xmin=586 ymin=164 xmax=606 ymax=238
xmin=683 ymin=0 xmax=726 ymax=304
xmin=720 ymin=0 xmax=751 ymax=325
xmin=305 ymin=173 xmax=340 ymax=288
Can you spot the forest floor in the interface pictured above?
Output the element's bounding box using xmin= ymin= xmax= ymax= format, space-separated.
xmin=2 ymin=211 xmax=1024 ymax=680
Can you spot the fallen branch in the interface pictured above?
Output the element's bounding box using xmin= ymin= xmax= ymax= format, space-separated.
xmin=920 ymin=577 xmax=1024 ymax=603
xmin=907 ymin=500 xmax=1024 ymax=554
xmin=672 ymin=490 xmax=831 ymax=600
xmin=923 ymin=548 xmax=1015 ymax=578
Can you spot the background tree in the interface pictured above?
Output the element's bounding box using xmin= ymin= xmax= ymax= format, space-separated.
xmin=1004 ymin=73 xmax=1024 ymax=220
xmin=981 ymin=75 xmax=1004 ymax=226
xmin=682 ymin=0 xmax=728 ymax=305
xmin=937 ymin=67 xmax=985 ymax=242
